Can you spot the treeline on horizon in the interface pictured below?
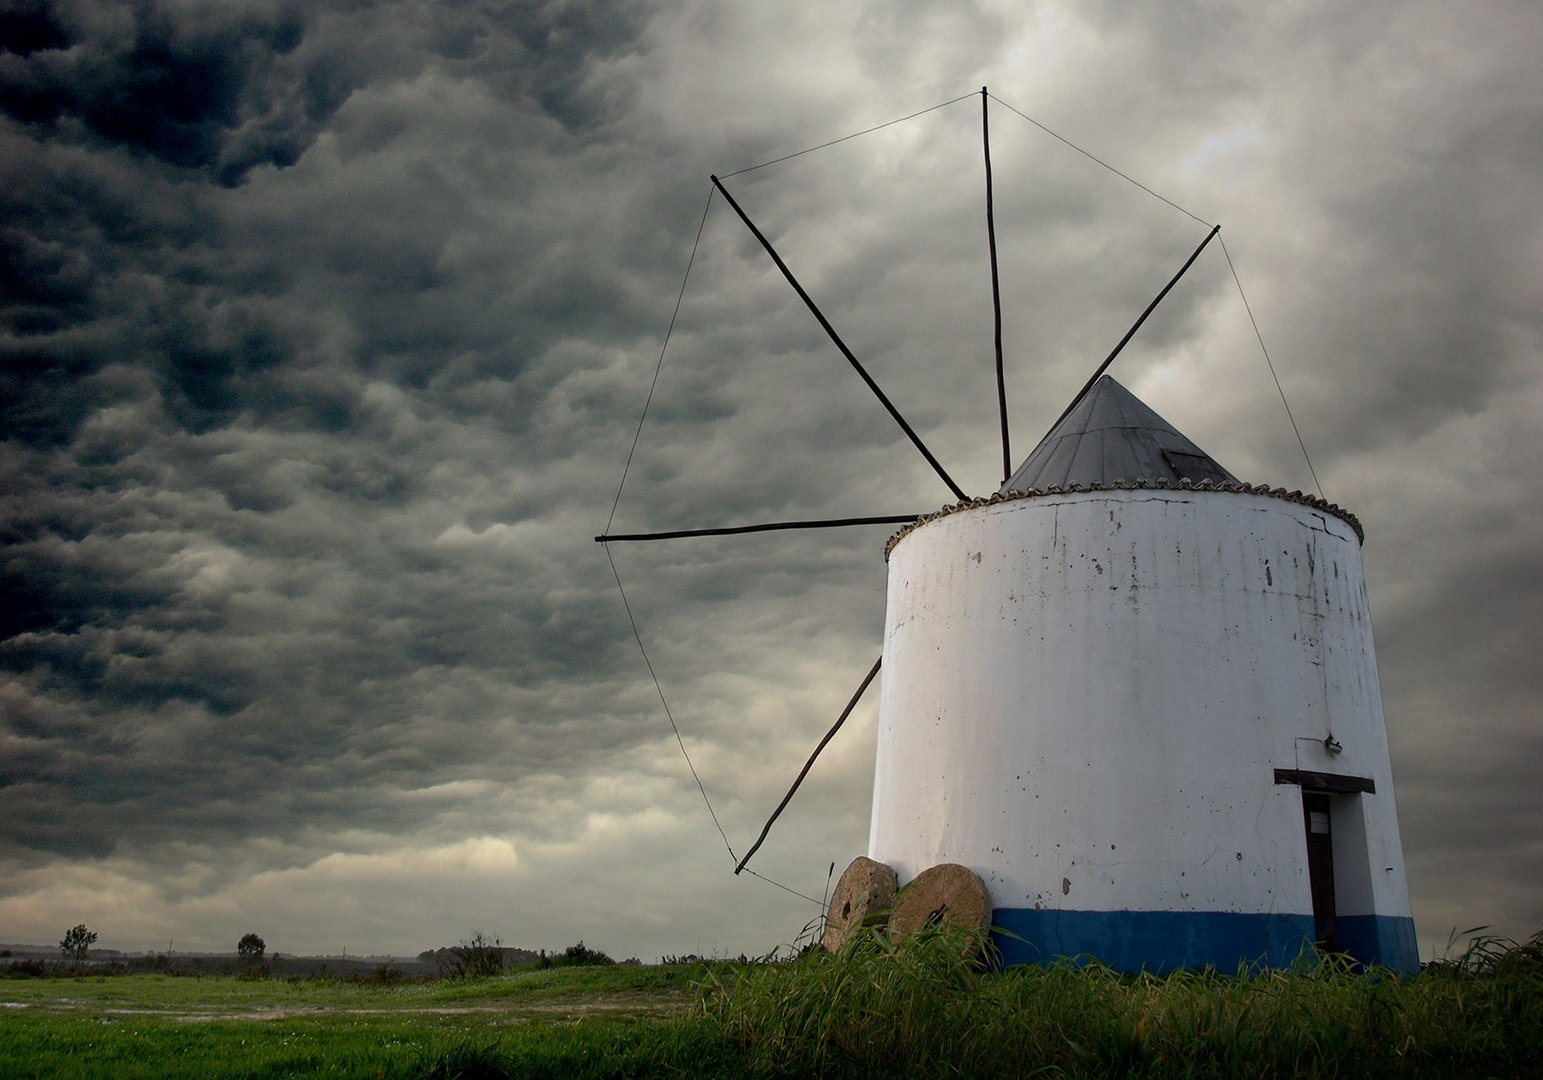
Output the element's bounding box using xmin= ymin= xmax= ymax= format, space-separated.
xmin=2 ymin=926 xmax=637 ymax=980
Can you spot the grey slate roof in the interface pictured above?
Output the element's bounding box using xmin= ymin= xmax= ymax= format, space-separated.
xmin=1000 ymin=375 xmax=1238 ymax=492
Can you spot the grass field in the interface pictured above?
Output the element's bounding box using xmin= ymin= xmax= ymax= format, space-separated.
xmin=3 ymin=931 xmax=1539 ymax=1078
xmin=0 ymin=963 xmax=719 ymax=1079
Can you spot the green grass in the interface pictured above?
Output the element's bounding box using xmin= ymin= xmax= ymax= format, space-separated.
xmin=0 ymin=966 xmax=731 ymax=1079
xmin=2 ymin=933 xmax=1539 ymax=1078
xmin=0 ymin=1010 xmax=740 ymax=1080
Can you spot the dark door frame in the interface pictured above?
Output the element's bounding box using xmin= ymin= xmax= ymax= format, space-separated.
xmin=1272 ymin=769 xmax=1376 ymax=955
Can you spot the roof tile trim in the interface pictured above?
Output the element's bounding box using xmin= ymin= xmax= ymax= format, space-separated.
xmin=884 ymin=480 xmax=1364 ymax=560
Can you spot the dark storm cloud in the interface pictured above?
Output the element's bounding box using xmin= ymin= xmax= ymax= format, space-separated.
xmin=0 ymin=0 xmax=666 ymax=891
xmin=0 ymin=0 xmax=656 ymax=444
xmin=0 ymin=0 xmax=645 ymax=186
xmin=0 ymin=399 xmax=641 ymax=848
xmin=1 ymin=0 xmax=310 ymax=185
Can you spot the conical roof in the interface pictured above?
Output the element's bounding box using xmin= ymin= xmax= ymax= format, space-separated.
xmin=1001 ymin=375 xmax=1237 ymax=492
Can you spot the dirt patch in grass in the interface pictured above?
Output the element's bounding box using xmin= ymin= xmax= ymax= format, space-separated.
xmin=27 ymin=989 xmax=695 ymax=1024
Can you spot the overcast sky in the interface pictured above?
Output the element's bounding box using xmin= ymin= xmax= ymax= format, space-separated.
xmin=2 ymin=0 xmax=1539 ymax=962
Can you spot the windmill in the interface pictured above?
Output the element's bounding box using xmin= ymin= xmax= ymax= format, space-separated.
xmin=599 ymin=90 xmax=1417 ymax=973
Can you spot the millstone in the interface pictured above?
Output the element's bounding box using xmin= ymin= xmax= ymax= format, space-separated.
xmin=888 ymin=863 xmax=992 ymax=950
xmin=822 ymin=856 xmax=898 ymax=952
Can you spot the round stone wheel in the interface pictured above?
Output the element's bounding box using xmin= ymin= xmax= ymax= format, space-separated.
xmin=822 ymin=856 xmax=898 ymax=952
xmin=888 ymin=863 xmax=992 ymax=949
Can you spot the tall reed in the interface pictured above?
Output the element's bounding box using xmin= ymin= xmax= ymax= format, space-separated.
xmin=699 ymin=925 xmax=1543 ymax=1078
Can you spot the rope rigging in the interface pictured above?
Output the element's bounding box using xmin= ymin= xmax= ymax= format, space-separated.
xmin=600 ymin=87 xmax=1320 ymax=906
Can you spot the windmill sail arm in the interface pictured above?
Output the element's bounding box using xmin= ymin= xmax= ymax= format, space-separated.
xmin=981 ymin=86 xmax=1011 ymax=486
xmin=710 ymin=175 xmax=968 ymax=502
xmin=1052 ymin=223 xmax=1221 ymax=432
xmin=595 ymin=515 xmax=920 ymax=544
xmin=735 ymin=655 xmax=883 ymax=875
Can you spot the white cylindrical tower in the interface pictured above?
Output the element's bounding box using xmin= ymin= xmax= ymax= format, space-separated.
xmin=868 ymin=377 xmax=1416 ymax=972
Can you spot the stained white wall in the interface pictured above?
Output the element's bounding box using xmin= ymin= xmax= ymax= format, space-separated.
xmin=869 ymin=489 xmax=1413 ymax=922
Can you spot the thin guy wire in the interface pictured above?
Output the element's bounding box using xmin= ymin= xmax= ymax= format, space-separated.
xmin=605 ymin=547 xmax=825 ymax=905
xmin=604 ymin=188 xmax=715 ymax=536
xmin=600 ymin=187 xmax=855 ymax=908
xmin=603 ymin=544 xmax=738 ymax=862
xmin=721 ymin=92 xmax=977 ymax=178
xmin=988 ymin=93 xmax=1213 ymax=228
xmin=607 ymin=93 xmax=1280 ymax=915
xmin=744 ymin=867 xmax=824 ymax=907
xmin=984 ymin=94 xmax=1313 ymax=493
xmin=1219 ymin=236 xmax=1324 ymax=499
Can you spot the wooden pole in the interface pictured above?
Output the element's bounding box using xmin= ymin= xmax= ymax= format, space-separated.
xmin=983 ymin=87 xmax=1011 ymax=485
xmin=712 ymin=175 xmax=969 ymax=502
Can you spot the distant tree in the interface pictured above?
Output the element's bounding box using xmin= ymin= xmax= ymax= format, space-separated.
xmin=237 ymin=933 xmax=266 ymax=961
xmin=563 ymin=940 xmax=615 ymax=966
xmin=538 ymin=940 xmax=615 ymax=968
xmin=440 ymin=932 xmax=504 ymax=980
xmin=60 ymin=924 xmax=97 ymax=962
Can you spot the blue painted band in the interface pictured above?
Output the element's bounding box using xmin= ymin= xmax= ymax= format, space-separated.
xmin=992 ymin=908 xmax=1418 ymax=974
xmin=1336 ymin=914 xmax=1420 ymax=974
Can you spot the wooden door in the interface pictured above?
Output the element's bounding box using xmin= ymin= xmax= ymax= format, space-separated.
xmin=1302 ymin=791 xmax=1338 ymax=951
